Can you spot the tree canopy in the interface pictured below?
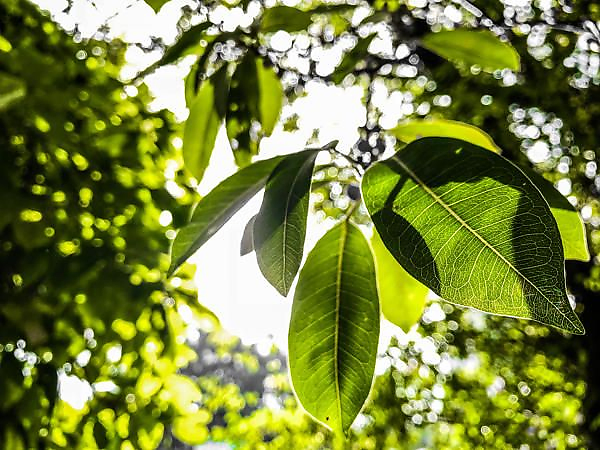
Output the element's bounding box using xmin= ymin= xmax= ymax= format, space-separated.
xmin=2 ymin=0 xmax=600 ymax=448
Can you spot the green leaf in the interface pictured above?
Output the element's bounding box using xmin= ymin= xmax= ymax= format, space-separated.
xmin=392 ymin=119 xmax=500 ymax=153
xmin=256 ymin=57 xmax=283 ymax=136
xmin=260 ymin=6 xmax=314 ymax=33
xmin=0 ymin=73 xmax=26 ymax=111
xmin=240 ymin=215 xmax=256 ymax=256
xmin=227 ymin=53 xmax=260 ymax=166
xmin=169 ymin=156 xmax=284 ymax=275
xmin=254 ymin=150 xmax=318 ymax=295
xmin=371 ymin=230 xmax=427 ymax=332
xmin=362 ymin=137 xmax=584 ymax=334
xmin=145 ymin=0 xmax=169 ymax=13
xmin=522 ymin=169 xmax=589 ymax=262
xmin=289 ymin=222 xmax=380 ymax=434
xmin=422 ymin=29 xmax=520 ymax=73
xmin=332 ymin=34 xmax=377 ymax=84
xmin=183 ymin=65 xmax=229 ymax=181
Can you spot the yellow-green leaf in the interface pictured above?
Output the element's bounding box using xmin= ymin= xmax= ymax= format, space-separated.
xmin=371 ymin=230 xmax=427 ymax=332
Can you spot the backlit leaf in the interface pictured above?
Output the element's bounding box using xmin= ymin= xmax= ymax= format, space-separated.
xmin=254 ymin=150 xmax=318 ymax=295
xmin=260 ymin=6 xmax=313 ymax=33
xmin=183 ymin=65 xmax=228 ymax=181
xmin=362 ymin=137 xmax=584 ymax=334
xmin=256 ymin=57 xmax=283 ymax=136
xmin=169 ymin=156 xmax=284 ymax=275
xmin=422 ymin=29 xmax=520 ymax=73
xmin=392 ymin=119 xmax=500 ymax=153
xmin=371 ymin=230 xmax=427 ymax=332
xmin=289 ymin=221 xmax=380 ymax=434
xmin=523 ymin=168 xmax=589 ymax=262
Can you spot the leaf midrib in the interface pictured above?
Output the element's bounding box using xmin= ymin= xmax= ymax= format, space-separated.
xmin=333 ymin=222 xmax=346 ymax=431
xmin=280 ymin=156 xmax=314 ymax=293
xmin=392 ymin=156 xmax=580 ymax=331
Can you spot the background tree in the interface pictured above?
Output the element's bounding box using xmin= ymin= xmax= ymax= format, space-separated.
xmin=2 ymin=0 xmax=600 ymax=449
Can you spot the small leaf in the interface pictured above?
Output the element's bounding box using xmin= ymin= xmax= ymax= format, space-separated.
xmin=240 ymin=215 xmax=256 ymax=256
xmin=183 ymin=65 xmax=229 ymax=181
xmin=332 ymin=34 xmax=377 ymax=84
xmin=422 ymin=29 xmax=520 ymax=73
xmin=256 ymin=58 xmax=283 ymax=136
xmin=362 ymin=137 xmax=584 ymax=334
xmin=289 ymin=222 xmax=380 ymax=434
xmin=145 ymin=0 xmax=169 ymax=13
xmin=523 ymin=169 xmax=589 ymax=262
xmin=169 ymin=156 xmax=284 ymax=275
xmin=392 ymin=119 xmax=500 ymax=153
xmin=254 ymin=150 xmax=318 ymax=295
xmin=371 ymin=230 xmax=427 ymax=332
xmin=0 ymin=73 xmax=26 ymax=111
xmin=260 ymin=6 xmax=314 ymax=33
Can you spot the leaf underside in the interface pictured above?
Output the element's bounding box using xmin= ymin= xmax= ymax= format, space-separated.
xmin=289 ymin=222 xmax=380 ymax=434
xmin=254 ymin=150 xmax=318 ymax=296
xmin=362 ymin=137 xmax=584 ymax=334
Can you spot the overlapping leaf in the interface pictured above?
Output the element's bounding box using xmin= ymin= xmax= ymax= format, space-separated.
xmin=422 ymin=29 xmax=520 ymax=73
xmin=289 ymin=222 xmax=380 ymax=434
xmin=183 ymin=65 xmax=228 ymax=181
xmin=240 ymin=215 xmax=256 ymax=256
xmin=371 ymin=230 xmax=428 ymax=332
xmin=362 ymin=137 xmax=584 ymax=334
xmin=391 ymin=122 xmax=588 ymax=262
xmin=392 ymin=119 xmax=500 ymax=153
xmin=254 ymin=150 xmax=318 ymax=295
xmin=169 ymin=156 xmax=284 ymax=275
xmin=523 ymin=168 xmax=589 ymax=262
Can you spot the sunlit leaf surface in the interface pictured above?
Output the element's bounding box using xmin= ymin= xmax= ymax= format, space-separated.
xmin=371 ymin=230 xmax=428 ymax=332
xmin=254 ymin=150 xmax=318 ymax=295
xmin=422 ymin=29 xmax=520 ymax=73
xmin=289 ymin=222 xmax=380 ymax=434
xmin=362 ymin=137 xmax=583 ymax=334
xmin=169 ymin=156 xmax=284 ymax=274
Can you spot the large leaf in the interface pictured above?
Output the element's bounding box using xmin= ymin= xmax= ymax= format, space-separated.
xmin=0 ymin=73 xmax=26 ymax=111
xmin=289 ymin=222 xmax=380 ymax=434
xmin=260 ymin=6 xmax=314 ymax=33
xmin=393 ymin=122 xmax=588 ymax=260
xmin=422 ymin=29 xmax=520 ymax=73
xmin=371 ymin=230 xmax=427 ymax=332
xmin=169 ymin=156 xmax=284 ymax=275
xmin=523 ymin=168 xmax=589 ymax=262
xmin=331 ymin=34 xmax=376 ymax=84
xmin=392 ymin=119 xmax=500 ymax=153
xmin=254 ymin=150 xmax=318 ymax=296
xmin=183 ymin=65 xmax=228 ymax=181
xmin=362 ymin=137 xmax=584 ymax=334
xmin=256 ymin=57 xmax=283 ymax=136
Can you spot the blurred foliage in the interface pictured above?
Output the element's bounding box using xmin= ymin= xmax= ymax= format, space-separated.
xmin=3 ymin=0 xmax=600 ymax=448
